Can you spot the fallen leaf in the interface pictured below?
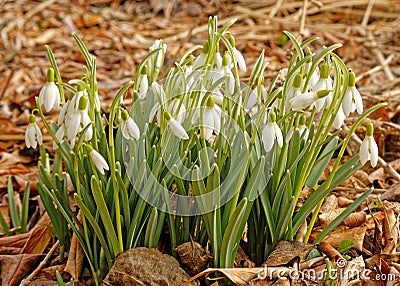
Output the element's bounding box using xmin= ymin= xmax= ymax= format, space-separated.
xmin=343 ymin=212 xmax=367 ymax=227
xmin=103 ymin=247 xmax=199 ymax=286
xmin=322 ymin=225 xmax=367 ymax=251
xmin=382 ymin=207 xmax=398 ymax=254
xmin=21 ymin=224 xmax=52 ymax=254
xmin=0 ymin=254 xmax=44 ymax=286
xmin=64 ymin=232 xmax=84 ymax=280
xmin=174 ymin=240 xmax=210 ymax=276
xmin=264 ymin=241 xmax=314 ymax=266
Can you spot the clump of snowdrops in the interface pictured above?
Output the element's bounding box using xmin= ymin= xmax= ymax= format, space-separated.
xmin=26 ymin=16 xmax=385 ymax=284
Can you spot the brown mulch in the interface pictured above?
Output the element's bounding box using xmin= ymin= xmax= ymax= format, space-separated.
xmin=1 ymin=0 xmax=400 ymax=284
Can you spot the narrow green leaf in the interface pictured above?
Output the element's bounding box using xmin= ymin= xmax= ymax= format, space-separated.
xmin=90 ymin=176 xmax=121 ymax=255
xmin=20 ymin=181 xmax=30 ymax=233
xmin=7 ymin=176 xmax=20 ymax=228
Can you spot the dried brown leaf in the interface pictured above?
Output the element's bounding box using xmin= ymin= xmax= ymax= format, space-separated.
xmin=265 ymin=241 xmax=314 ymax=266
xmin=0 ymin=253 xmax=44 ymax=286
xmin=322 ymin=225 xmax=367 ymax=251
xmin=64 ymin=232 xmax=84 ymax=280
xmin=382 ymin=207 xmax=398 ymax=254
xmin=21 ymin=224 xmax=52 ymax=254
xmin=343 ymin=212 xmax=367 ymax=227
xmin=103 ymin=247 xmax=198 ymax=286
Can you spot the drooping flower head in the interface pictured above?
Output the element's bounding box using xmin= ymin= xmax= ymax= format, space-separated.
xmin=290 ymin=89 xmax=331 ymax=111
xmin=85 ymin=144 xmax=109 ymax=175
xmin=164 ymin=110 xmax=189 ymax=140
xmin=228 ymin=35 xmax=246 ymax=72
xmin=343 ymin=69 xmax=363 ymax=116
xmin=313 ymin=62 xmax=333 ymax=111
xmin=25 ymin=114 xmax=43 ymax=149
xmin=262 ymin=110 xmax=283 ymax=152
xmin=121 ymin=109 xmax=140 ymax=140
xmin=39 ymin=67 xmax=61 ymax=112
xmin=137 ymin=65 xmax=149 ymax=100
xmin=360 ymin=120 xmax=378 ymax=167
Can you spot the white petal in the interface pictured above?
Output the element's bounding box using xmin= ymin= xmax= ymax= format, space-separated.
xmin=54 ymin=125 xmax=65 ymax=150
xmin=67 ymin=113 xmax=80 ymax=140
xmin=262 ymin=124 xmax=275 ymax=152
xmin=203 ymin=109 xmax=214 ymax=140
xmin=233 ymin=47 xmax=246 ymax=72
xmin=369 ymin=136 xmax=379 ymax=167
xmin=273 ymin=122 xmax=283 ymax=148
xmin=286 ymin=127 xmax=294 ymax=143
xmin=193 ymin=53 xmax=207 ymax=70
xmin=138 ymin=75 xmax=148 ymax=100
xmin=90 ymin=150 xmax=109 ymax=175
xmin=246 ymin=89 xmax=258 ymax=110
xmin=58 ymin=102 xmax=69 ymax=125
xmin=359 ymin=138 xmax=370 ymax=165
xmin=342 ymin=90 xmax=352 ymax=117
xmin=169 ymin=118 xmax=189 ymax=140
xmin=213 ymin=109 xmax=221 ymax=134
xmin=290 ymin=92 xmax=316 ymax=111
xmin=353 ymin=88 xmax=363 ymax=114
xmin=35 ymin=125 xmax=43 ymax=145
xmin=333 ymin=106 xmax=346 ymax=129
xmin=127 ymin=118 xmax=140 ymax=140
xmin=149 ymin=102 xmax=160 ymax=122
xmin=25 ymin=125 xmax=34 ymax=148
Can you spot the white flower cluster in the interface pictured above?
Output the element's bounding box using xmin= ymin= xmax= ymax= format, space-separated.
xmin=26 ymin=35 xmax=379 ymax=177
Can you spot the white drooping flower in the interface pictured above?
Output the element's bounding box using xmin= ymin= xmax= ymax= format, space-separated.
xmin=229 ymin=35 xmax=246 ymax=72
xmin=290 ymin=89 xmax=330 ymax=111
xmin=343 ymin=70 xmax=363 ymax=116
xmin=137 ymin=65 xmax=149 ymax=100
xmin=65 ymin=93 xmax=92 ymax=147
xmin=285 ymin=73 xmax=302 ymax=112
xmin=333 ymin=105 xmax=346 ymax=129
xmin=304 ymin=50 xmax=319 ymax=90
xmin=150 ymin=39 xmax=167 ymax=71
xmin=164 ymin=110 xmax=189 ymax=140
xmin=39 ymin=67 xmax=61 ymax=112
xmin=121 ymin=110 xmax=140 ymax=140
xmin=192 ymin=94 xmax=221 ymax=141
xmin=25 ymin=114 xmax=42 ymax=149
xmin=86 ymin=145 xmax=109 ymax=175
xmin=53 ymin=124 xmax=66 ymax=150
xmin=222 ymin=53 xmax=235 ymax=96
xmin=312 ymin=63 xmax=333 ymax=111
xmin=262 ymin=111 xmax=283 ymax=152
xmin=193 ymin=42 xmax=209 ymax=70
xmin=360 ymin=121 xmax=378 ymax=167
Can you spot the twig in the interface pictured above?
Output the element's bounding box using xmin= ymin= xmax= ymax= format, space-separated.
xmin=20 ymin=240 xmax=60 ymax=286
xmin=361 ymin=0 xmax=376 ymax=26
xmin=300 ymin=0 xmax=309 ymax=34
xmin=269 ymin=0 xmax=284 ymax=18
xmin=342 ymin=125 xmax=400 ymax=181
xmin=355 ymin=54 xmax=395 ymax=82
xmin=367 ymin=31 xmax=396 ymax=81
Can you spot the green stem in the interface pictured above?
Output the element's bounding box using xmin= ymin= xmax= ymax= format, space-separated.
xmin=107 ymin=81 xmax=134 ymax=253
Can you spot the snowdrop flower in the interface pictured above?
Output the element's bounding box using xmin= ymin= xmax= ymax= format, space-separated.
xmin=285 ymin=73 xmax=303 ymax=112
xmin=53 ymin=124 xmax=66 ymax=150
xmin=39 ymin=67 xmax=60 ymax=112
xmin=193 ymin=41 xmax=209 ymax=70
xmin=25 ymin=114 xmax=42 ymax=149
xmin=360 ymin=121 xmax=378 ymax=167
xmin=137 ymin=65 xmax=149 ymax=100
xmin=164 ymin=110 xmax=189 ymax=140
xmin=290 ymin=89 xmax=330 ymax=111
xmin=86 ymin=145 xmax=109 ymax=175
xmin=67 ymin=94 xmax=92 ymax=145
xmin=286 ymin=114 xmax=309 ymax=143
xmin=262 ymin=111 xmax=283 ymax=152
xmin=150 ymin=39 xmax=167 ymax=71
xmin=121 ymin=110 xmax=140 ymax=140
xmin=343 ymin=70 xmax=363 ymax=116
xmin=246 ymin=77 xmax=267 ymax=110
xmin=228 ymin=35 xmax=246 ymax=72
xmin=193 ymin=94 xmax=221 ymax=141
xmin=333 ymin=105 xmax=346 ymax=129
xmin=168 ymin=98 xmax=186 ymax=124
xmin=313 ymin=63 xmax=333 ymax=111
xmin=222 ymin=52 xmax=235 ymax=95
